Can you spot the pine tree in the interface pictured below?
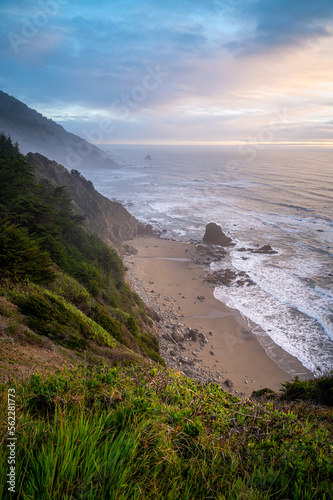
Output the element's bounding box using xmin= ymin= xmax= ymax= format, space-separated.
xmin=0 ymin=220 xmax=55 ymax=284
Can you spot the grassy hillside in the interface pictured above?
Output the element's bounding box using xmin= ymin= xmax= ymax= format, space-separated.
xmin=1 ymin=134 xmax=332 ymax=499
xmin=0 ymin=366 xmax=332 ymax=499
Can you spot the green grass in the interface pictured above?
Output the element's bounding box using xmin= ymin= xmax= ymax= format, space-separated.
xmin=0 ymin=275 xmax=164 ymax=362
xmin=0 ymin=281 xmax=117 ymax=349
xmin=1 ymin=366 xmax=332 ymax=499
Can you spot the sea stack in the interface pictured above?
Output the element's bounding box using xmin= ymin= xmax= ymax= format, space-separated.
xmin=203 ymin=222 xmax=234 ymax=246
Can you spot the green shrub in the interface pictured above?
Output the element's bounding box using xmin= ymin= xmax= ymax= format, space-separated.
xmin=13 ymin=289 xmax=116 ymax=349
xmin=0 ymin=221 xmax=55 ymax=284
xmin=281 ymin=373 xmax=333 ymax=405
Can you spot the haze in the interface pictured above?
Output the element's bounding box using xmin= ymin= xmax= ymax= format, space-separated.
xmin=1 ymin=0 xmax=333 ymax=146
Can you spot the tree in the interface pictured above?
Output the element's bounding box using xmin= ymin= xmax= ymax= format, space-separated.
xmin=0 ymin=220 xmax=55 ymax=284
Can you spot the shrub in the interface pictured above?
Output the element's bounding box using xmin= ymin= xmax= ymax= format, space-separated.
xmin=281 ymin=373 xmax=333 ymax=405
xmin=14 ymin=289 xmax=116 ymax=349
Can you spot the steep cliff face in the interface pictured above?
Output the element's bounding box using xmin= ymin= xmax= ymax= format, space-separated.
xmin=27 ymin=152 xmax=139 ymax=248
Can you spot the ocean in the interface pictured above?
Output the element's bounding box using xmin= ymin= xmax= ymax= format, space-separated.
xmin=87 ymin=145 xmax=333 ymax=376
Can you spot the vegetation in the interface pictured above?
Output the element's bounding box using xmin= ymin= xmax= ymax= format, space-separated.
xmin=0 ymin=366 xmax=332 ymax=499
xmin=281 ymin=374 xmax=333 ymax=406
xmin=1 ymin=134 xmax=332 ymax=498
xmin=0 ymin=133 xmax=162 ymax=362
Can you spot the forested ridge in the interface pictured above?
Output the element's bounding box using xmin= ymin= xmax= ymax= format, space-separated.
xmin=0 ymin=133 xmax=162 ymax=363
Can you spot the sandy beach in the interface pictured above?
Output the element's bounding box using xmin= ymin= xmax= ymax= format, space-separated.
xmin=125 ymin=236 xmax=312 ymax=397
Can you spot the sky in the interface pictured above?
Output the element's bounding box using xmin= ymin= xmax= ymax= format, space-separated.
xmin=1 ymin=0 xmax=333 ymax=145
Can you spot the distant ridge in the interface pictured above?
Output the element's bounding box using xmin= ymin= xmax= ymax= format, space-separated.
xmin=0 ymin=90 xmax=116 ymax=173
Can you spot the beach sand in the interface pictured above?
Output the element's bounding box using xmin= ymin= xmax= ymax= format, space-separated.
xmin=125 ymin=236 xmax=312 ymax=397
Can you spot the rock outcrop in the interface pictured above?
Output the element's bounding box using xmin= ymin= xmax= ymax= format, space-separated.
xmin=204 ymin=269 xmax=255 ymax=287
xmin=202 ymin=222 xmax=234 ymax=247
xmin=252 ymin=244 xmax=277 ymax=254
xmin=238 ymin=244 xmax=277 ymax=255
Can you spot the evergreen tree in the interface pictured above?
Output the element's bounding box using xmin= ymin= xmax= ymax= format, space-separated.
xmin=0 ymin=220 xmax=55 ymax=284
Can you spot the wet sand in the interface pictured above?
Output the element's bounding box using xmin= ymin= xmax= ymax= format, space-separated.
xmin=125 ymin=236 xmax=312 ymax=397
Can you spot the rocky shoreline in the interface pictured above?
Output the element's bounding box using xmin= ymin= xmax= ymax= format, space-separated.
xmin=125 ymin=232 xmax=280 ymax=396
xmin=126 ymin=251 xmax=242 ymax=392
xmin=124 ymin=225 xmax=307 ymax=396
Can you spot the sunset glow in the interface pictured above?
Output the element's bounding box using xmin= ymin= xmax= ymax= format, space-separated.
xmin=1 ymin=0 xmax=333 ymax=145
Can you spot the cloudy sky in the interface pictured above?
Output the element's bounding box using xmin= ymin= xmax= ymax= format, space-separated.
xmin=1 ymin=0 xmax=333 ymax=145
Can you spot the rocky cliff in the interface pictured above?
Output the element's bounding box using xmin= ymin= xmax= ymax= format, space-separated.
xmin=27 ymin=152 xmax=139 ymax=249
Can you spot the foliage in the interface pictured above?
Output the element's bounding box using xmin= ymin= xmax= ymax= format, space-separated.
xmin=0 ymin=134 xmax=161 ymax=362
xmin=0 ymin=281 xmax=116 ymax=349
xmin=0 ymin=220 xmax=55 ymax=284
xmin=281 ymin=373 xmax=333 ymax=405
xmin=0 ymin=366 xmax=332 ymax=499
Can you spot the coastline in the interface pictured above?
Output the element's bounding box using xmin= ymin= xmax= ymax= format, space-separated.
xmin=125 ymin=236 xmax=312 ymax=397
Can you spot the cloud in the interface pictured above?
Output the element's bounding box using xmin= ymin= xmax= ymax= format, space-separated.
xmin=1 ymin=0 xmax=332 ymax=144
xmin=226 ymin=0 xmax=333 ymax=55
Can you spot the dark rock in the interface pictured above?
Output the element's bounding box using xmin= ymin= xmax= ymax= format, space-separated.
xmin=137 ymin=222 xmax=160 ymax=236
xmin=185 ymin=328 xmax=198 ymax=341
xmin=171 ymin=325 xmax=185 ymax=343
xmin=197 ymin=332 xmax=208 ymax=343
xmin=252 ymin=244 xmax=277 ymax=255
xmin=180 ymin=356 xmax=195 ymax=365
xmin=238 ymin=245 xmax=277 ymax=255
xmin=194 ymin=244 xmax=226 ymax=265
xmin=224 ymin=378 xmax=234 ymax=388
xmin=144 ymin=154 xmax=152 ymax=160
xmin=202 ymin=222 xmax=234 ymax=246
xmin=204 ymin=269 xmax=255 ymax=287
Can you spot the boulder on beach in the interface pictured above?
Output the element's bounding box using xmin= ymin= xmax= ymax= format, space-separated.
xmin=224 ymin=378 xmax=234 ymax=388
xmin=202 ymin=222 xmax=234 ymax=247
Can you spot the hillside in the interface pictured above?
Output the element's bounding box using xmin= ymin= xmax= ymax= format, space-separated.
xmin=0 ymin=134 xmax=164 ymax=375
xmin=27 ymin=152 xmax=141 ymax=249
xmin=0 ymin=90 xmax=116 ymax=173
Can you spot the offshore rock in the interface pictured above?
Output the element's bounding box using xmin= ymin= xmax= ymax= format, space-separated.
xmin=252 ymin=244 xmax=277 ymax=254
xmin=202 ymin=222 xmax=234 ymax=247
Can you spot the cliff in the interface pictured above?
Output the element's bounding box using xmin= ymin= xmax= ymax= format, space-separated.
xmin=27 ymin=152 xmax=139 ymax=248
